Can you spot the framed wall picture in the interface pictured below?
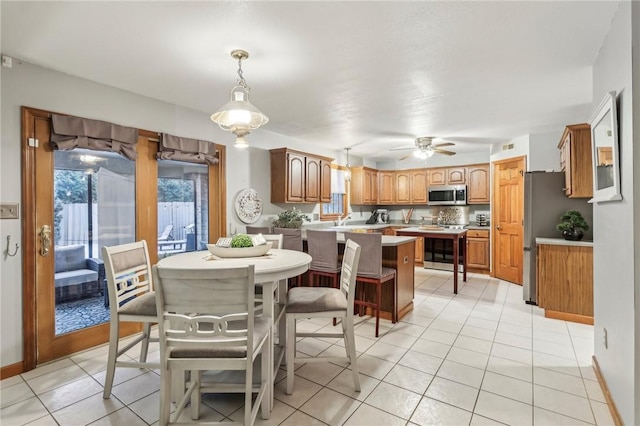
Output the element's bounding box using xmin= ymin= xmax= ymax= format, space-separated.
xmin=589 ymin=91 xmax=622 ymax=203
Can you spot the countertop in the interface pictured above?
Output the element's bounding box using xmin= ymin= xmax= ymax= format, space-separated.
xmin=396 ymin=227 xmax=468 ymax=235
xmin=536 ymin=237 xmax=593 ymax=247
xmin=302 ymin=229 xmax=416 ymax=247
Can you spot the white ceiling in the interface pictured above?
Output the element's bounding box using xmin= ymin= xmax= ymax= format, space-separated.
xmin=1 ymin=1 xmax=620 ymax=160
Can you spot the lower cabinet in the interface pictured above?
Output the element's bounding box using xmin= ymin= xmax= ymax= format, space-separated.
xmin=466 ymin=229 xmax=489 ymax=272
xmin=536 ymin=242 xmax=593 ymax=324
xmin=414 ymin=237 xmax=424 ymax=265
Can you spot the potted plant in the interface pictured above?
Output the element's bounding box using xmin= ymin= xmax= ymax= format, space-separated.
xmin=556 ymin=210 xmax=589 ymax=241
xmin=272 ymin=207 xmax=311 ymax=229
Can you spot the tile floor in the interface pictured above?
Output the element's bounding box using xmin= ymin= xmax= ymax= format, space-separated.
xmin=1 ymin=268 xmax=616 ymax=425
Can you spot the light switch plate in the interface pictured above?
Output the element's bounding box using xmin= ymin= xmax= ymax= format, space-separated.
xmin=0 ymin=203 xmax=19 ymax=219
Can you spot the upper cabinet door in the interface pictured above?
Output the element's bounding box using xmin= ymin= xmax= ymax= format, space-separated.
xmin=467 ymin=164 xmax=490 ymax=204
xmin=378 ymin=171 xmax=395 ymax=204
xmin=428 ymin=169 xmax=446 ymax=186
xmin=305 ymin=156 xmax=321 ymax=202
xmin=396 ymin=171 xmax=411 ymax=204
xmin=287 ymin=152 xmax=306 ymax=202
xmin=410 ymin=170 xmax=427 ymax=203
xmin=320 ymin=160 xmax=332 ymax=203
xmin=447 ymin=167 xmax=466 ymax=184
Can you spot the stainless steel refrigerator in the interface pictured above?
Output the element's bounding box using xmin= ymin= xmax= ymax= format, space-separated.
xmin=523 ymin=171 xmax=593 ymax=304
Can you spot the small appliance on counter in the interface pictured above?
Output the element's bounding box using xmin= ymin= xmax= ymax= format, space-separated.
xmin=377 ymin=209 xmax=389 ymax=224
xmin=365 ymin=209 xmax=379 ymax=224
xmin=475 ymin=213 xmax=488 ymax=226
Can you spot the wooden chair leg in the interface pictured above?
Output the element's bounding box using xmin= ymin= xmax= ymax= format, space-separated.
xmin=375 ymin=282 xmax=381 ymax=338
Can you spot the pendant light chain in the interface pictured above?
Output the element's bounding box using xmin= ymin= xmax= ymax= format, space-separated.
xmin=236 ymin=56 xmax=250 ymax=91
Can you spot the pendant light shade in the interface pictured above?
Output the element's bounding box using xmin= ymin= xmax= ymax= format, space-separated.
xmin=211 ymin=50 xmax=269 ymax=147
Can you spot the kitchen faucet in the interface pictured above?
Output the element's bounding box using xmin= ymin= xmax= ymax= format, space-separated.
xmin=337 ymin=214 xmax=351 ymax=226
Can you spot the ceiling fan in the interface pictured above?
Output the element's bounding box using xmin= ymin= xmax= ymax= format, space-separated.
xmin=390 ymin=137 xmax=456 ymax=160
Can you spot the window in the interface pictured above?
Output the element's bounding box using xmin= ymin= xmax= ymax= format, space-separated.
xmin=320 ymin=165 xmax=348 ymax=220
xmin=157 ymin=160 xmax=209 ymax=258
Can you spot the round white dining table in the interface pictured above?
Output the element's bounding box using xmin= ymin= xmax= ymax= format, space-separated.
xmin=156 ymin=248 xmax=311 ymax=409
xmin=156 ymin=248 xmax=311 ymax=283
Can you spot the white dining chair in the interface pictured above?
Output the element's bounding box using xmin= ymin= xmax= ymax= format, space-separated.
xmin=102 ymin=240 xmax=159 ymax=399
xmin=286 ymin=239 xmax=362 ymax=394
xmin=153 ymin=263 xmax=272 ymax=426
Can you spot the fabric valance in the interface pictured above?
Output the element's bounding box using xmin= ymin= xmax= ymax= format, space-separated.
xmin=51 ymin=114 xmax=138 ymax=161
xmin=157 ymin=133 xmax=219 ymax=165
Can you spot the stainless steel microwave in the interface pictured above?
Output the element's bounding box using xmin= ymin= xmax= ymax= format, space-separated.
xmin=428 ymin=185 xmax=467 ymax=205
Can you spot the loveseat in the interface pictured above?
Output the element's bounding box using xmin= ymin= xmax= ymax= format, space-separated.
xmin=54 ymin=245 xmax=105 ymax=303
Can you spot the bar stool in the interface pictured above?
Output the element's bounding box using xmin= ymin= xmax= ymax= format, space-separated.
xmin=274 ymin=227 xmax=303 ymax=287
xmin=246 ymin=225 xmax=271 ymax=234
xmin=344 ymin=232 xmax=396 ymax=337
xmin=306 ymin=230 xmax=341 ymax=288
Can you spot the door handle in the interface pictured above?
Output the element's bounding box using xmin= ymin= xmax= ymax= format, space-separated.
xmin=496 ymin=224 xmax=501 ymax=230
xmin=40 ymin=225 xmax=51 ymax=257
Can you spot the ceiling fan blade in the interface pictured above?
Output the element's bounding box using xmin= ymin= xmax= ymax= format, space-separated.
xmin=435 ymin=149 xmax=456 ymax=156
xmin=389 ymin=146 xmax=416 ymax=151
xmin=399 ymin=153 xmax=413 ymax=161
xmin=433 ymin=142 xmax=455 ymax=148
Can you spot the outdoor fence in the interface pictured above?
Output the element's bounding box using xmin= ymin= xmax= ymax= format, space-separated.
xmin=57 ymin=202 xmax=196 ymax=250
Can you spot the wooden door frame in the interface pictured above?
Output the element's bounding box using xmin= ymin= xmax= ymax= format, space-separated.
xmin=490 ymin=155 xmax=526 ymax=281
xmin=21 ymin=106 xmax=227 ymax=372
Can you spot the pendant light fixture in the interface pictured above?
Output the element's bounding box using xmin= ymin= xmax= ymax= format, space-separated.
xmin=210 ymin=50 xmax=269 ymax=148
xmin=344 ymin=147 xmax=352 ymax=181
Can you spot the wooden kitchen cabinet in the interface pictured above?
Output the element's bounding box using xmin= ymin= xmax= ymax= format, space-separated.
xmin=351 ymin=167 xmax=378 ymax=205
xmin=467 ymin=164 xmax=490 ymax=204
xmin=428 ymin=167 xmax=465 ymax=186
xmin=466 ymin=229 xmax=490 ymax=272
xmin=537 ymin=242 xmax=593 ymax=324
xmin=428 ymin=168 xmax=446 ymax=186
xmin=558 ymin=124 xmax=592 ymax=198
xmin=395 ymin=171 xmax=411 ymax=204
xmin=320 ymin=159 xmax=332 ymax=203
xmin=378 ymin=171 xmax=395 ymax=204
xmin=414 ymin=236 xmax=424 ymax=265
xmin=270 ymin=148 xmax=333 ymax=203
xmin=447 ymin=167 xmax=466 ymax=184
xmin=410 ymin=170 xmax=428 ymax=203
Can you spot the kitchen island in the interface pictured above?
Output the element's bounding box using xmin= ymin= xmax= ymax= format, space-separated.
xmin=303 ymin=231 xmax=417 ymax=321
xmin=395 ymin=227 xmax=468 ymax=294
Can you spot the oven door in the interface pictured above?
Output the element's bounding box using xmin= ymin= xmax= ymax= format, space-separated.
xmin=423 ymin=238 xmax=465 ymax=272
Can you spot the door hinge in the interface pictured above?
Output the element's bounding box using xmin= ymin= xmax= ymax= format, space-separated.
xmin=28 ymin=138 xmax=39 ymax=148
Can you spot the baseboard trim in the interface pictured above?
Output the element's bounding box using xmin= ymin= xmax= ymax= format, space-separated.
xmin=592 ymin=355 xmax=623 ymax=426
xmin=0 ymin=362 xmax=24 ymax=380
xmin=544 ymin=309 xmax=594 ymax=325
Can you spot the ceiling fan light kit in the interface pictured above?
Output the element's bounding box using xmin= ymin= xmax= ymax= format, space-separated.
xmin=211 ymin=49 xmax=269 ymax=147
xmin=394 ymin=136 xmax=457 ymax=160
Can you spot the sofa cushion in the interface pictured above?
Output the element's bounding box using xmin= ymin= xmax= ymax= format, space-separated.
xmin=55 ymin=245 xmax=87 ymax=273
xmin=55 ymin=269 xmax=98 ymax=288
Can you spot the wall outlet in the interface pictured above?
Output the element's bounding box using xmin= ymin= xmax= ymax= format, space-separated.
xmin=602 ymin=327 xmax=608 ymax=349
xmin=313 ymin=213 xmax=319 ymax=221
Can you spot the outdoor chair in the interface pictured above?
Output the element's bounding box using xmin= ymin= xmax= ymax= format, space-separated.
xmin=102 ymin=240 xmax=159 ymax=399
